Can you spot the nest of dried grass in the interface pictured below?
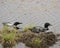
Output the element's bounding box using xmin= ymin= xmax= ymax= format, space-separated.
xmin=0 ymin=29 xmax=58 ymax=48
xmin=15 ymin=30 xmax=57 ymax=48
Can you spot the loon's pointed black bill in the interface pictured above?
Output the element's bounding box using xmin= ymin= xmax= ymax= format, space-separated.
xmin=49 ymin=24 xmax=52 ymax=26
xmin=48 ymin=23 xmax=52 ymax=26
xmin=19 ymin=23 xmax=22 ymax=24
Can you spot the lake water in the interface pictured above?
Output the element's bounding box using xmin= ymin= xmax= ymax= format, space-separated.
xmin=0 ymin=0 xmax=60 ymax=33
xmin=0 ymin=0 xmax=60 ymax=48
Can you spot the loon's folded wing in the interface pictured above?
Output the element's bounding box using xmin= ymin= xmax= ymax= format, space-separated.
xmin=30 ymin=26 xmax=44 ymax=32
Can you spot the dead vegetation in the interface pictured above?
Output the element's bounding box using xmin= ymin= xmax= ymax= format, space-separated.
xmin=15 ymin=30 xmax=57 ymax=48
xmin=0 ymin=26 xmax=60 ymax=48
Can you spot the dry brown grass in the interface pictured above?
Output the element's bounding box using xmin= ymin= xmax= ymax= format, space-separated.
xmin=15 ymin=30 xmax=57 ymax=48
xmin=0 ymin=28 xmax=59 ymax=48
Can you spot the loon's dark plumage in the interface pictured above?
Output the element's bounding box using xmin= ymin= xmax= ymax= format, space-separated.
xmin=13 ymin=22 xmax=22 ymax=26
xmin=29 ymin=22 xmax=52 ymax=33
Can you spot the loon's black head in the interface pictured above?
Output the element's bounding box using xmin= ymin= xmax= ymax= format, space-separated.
xmin=44 ymin=22 xmax=52 ymax=28
xmin=13 ymin=22 xmax=22 ymax=26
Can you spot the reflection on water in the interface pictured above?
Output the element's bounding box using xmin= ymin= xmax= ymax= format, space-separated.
xmin=0 ymin=44 xmax=2 ymax=48
xmin=13 ymin=43 xmax=30 ymax=48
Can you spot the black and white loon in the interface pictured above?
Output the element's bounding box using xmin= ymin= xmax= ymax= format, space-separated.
xmin=2 ymin=22 xmax=22 ymax=29
xmin=29 ymin=22 xmax=52 ymax=33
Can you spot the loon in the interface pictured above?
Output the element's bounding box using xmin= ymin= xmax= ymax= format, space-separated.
xmin=29 ymin=22 xmax=52 ymax=33
xmin=2 ymin=22 xmax=22 ymax=29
